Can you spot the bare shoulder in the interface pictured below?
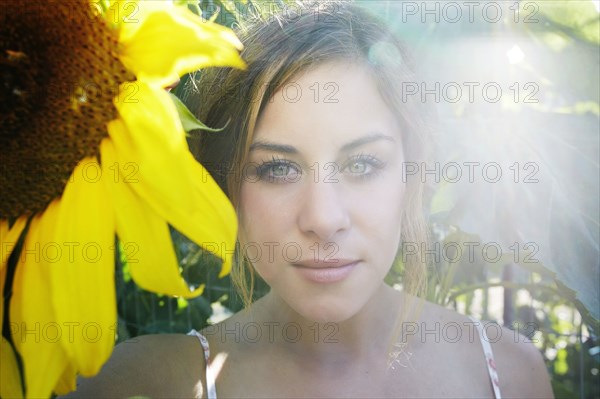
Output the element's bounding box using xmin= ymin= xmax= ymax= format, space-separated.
xmin=61 ymin=333 xmax=207 ymax=398
xmin=491 ymin=326 xmax=554 ymax=398
xmin=416 ymin=301 xmax=553 ymax=398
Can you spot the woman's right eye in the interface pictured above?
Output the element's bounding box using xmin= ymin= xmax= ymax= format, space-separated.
xmin=255 ymin=160 xmax=301 ymax=183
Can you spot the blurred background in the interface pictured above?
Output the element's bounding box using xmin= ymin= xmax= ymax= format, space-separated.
xmin=115 ymin=1 xmax=599 ymax=398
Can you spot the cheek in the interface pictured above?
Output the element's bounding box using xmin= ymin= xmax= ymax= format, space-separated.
xmin=355 ymin=178 xmax=405 ymax=256
xmin=238 ymin=183 xmax=286 ymax=281
xmin=239 ymin=180 xmax=300 ymax=238
xmin=356 ymin=175 xmax=404 ymax=218
xmin=238 ymin=183 xmax=268 ymax=240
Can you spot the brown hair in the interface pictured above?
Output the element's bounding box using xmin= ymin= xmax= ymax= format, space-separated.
xmin=186 ymin=0 xmax=431 ymax=307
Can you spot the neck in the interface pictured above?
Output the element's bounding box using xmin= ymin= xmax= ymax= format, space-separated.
xmin=250 ymin=284 xmax=412 ymax=368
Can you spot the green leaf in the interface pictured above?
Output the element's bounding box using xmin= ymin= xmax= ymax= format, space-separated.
xmin=535 ymin=0 xmax=600 ymax=45
xmin=554 ymin=279 xmax=600 ymax=335
xmin=168 ymin=92 xmax=226 ymax=133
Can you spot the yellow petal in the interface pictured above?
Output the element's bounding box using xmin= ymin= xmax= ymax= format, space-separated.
xmin=1 ymin=217 xmax=27 ymax=270
xmin=0 ymin=339 xmax=23 ymax=399
xmin=9 ymin=205 xmax=70 ymax=399
xmin=101 ymin=138 xmax=204 ymax=297
xmin=1 ymin=216 xmax=27 ymax=366
xmin=0 ymin=218 xmax=26 ymax=399
xmin=118 ymin=3 xmax=244 ymax=87
xmin=109 ymin=83 xmax=236 ymax=276
xmin=53 ymin=361 xmax=77 ymax=396
xmin=107 ymin=0 xmax=172 ymax=40
xmin=50 ymin=158 xmax=117 ymax=376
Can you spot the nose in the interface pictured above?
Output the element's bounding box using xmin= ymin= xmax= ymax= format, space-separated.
xmin=297 ymin=179 xmax=350 ymax=241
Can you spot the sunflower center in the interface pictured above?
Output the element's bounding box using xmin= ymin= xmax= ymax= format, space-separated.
xmin=0 ymin=1 xmax=135 ymax=219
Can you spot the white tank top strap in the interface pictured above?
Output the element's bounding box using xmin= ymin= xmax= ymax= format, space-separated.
xmin=188 ymin=329 xmax=218 ymax=399
xmin=469 ymin=317 xmax=502 ymax=399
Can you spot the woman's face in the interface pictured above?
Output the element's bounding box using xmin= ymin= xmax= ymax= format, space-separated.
xmin=239 ymin=62 xmax=405 ymax=322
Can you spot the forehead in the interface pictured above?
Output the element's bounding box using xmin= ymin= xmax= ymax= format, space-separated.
xmin=253 ymin=62 xmax=401 ymax=150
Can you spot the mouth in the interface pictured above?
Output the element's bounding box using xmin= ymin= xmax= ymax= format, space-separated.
xmin=291 ymin=260 xmax=360 ymax=284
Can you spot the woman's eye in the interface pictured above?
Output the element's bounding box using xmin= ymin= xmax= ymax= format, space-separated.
xmin=347 ymin=161 xmax=368 ymax=174
xmin=343 ymin=155 xmax=385 ymax=179
xmin=256 ymin=160 xmax=301 ymax=183
xmin=272 ymin=164 xmax=291 ymax=177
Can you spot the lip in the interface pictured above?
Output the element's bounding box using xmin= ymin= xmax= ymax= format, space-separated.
xmin=292 ymin=260 xmax=360 ymax=283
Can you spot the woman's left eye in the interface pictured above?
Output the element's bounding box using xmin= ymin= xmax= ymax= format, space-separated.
xmin=343 ymin=155 xmax=385 ymax=178
xmin=347 ymin=160 xmax=369 ymax=174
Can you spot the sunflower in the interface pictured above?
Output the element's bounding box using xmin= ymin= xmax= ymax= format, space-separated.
xmin=0 ymin=1 xmax=244 ymax=397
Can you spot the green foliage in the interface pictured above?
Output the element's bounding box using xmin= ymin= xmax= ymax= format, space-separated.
xmin=533 ymin=1 xmax=600 ymax=46
xmin=115 ymin=229 xmax=243 ymax=340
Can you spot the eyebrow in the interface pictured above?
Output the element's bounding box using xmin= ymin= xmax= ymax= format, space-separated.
xmin=249 ymin=133 xmax=396 ymax=154
xmin=340 ymin=133 xmax=396 ymax=152
xmin=249 ymin=141 xmax=297 ymax=154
